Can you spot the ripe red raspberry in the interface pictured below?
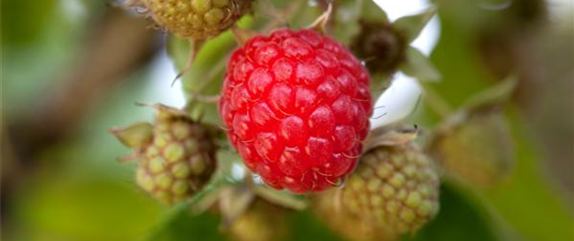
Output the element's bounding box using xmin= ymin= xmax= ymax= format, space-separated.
xmin=219 ymin=29 xmax=373 ymax=193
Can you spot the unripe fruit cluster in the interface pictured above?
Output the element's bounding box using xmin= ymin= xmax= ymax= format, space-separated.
xmin=113 ymin=106 xmax=217 ymax=205
xmin=429 ymin=110 xmax=514 ymax=187
xmin=341 ymin=144 xmax=440 ymax=235
xmin=141 ymin=0 xmax=252 ymax=39
xmin=136 ymin=114 xmax=216 ymax=204
xmin=228 ymin=199 xmax=288 ymax=241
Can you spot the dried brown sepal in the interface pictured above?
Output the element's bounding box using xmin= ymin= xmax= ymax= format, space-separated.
xmin=219 ymin=185 xmax=256 ymax=229
xmin=364 ymin=125 xmax=419 ymax=152
xmin=252 ymin=185 xmax=308 ymax=211
xmin=124 ymin=0 xmax=144 ymax=8
xmin=152 ymin=103 xmax=191 ymax=121
xmin=117 ymin=151 xmax=142 ymax=163
xmin=307 ymin=3 xmax=333 ymax=34
xmin=172 ymin=39 xmax=205 ymax=85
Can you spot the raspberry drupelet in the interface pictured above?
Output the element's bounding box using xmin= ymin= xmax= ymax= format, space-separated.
xmin=219 ymin=29 xmax=373 ymax=193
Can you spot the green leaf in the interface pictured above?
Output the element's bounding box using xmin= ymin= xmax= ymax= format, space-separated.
xmin=401 ymin=47 xmax=442 ymax=82
xmin=331 ymin=0 xmax=363 ymax=45
xmin=359 ymin=0 xmax=389 ymax=23
xmin=393 ymin=7 xmax=437 ymax=43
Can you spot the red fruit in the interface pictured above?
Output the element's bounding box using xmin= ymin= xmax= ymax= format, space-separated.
xmin=219 ymin=29 xmax=373 ymax=193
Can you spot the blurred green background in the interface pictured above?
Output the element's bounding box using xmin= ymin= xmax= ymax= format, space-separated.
xmin=1 ymin=0 xmax=572 ymax=241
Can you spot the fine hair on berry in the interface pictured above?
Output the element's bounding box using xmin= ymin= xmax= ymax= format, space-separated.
xmin=219 ymin=29 xmax=373 ymax=193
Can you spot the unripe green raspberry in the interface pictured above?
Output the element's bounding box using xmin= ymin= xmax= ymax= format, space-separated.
xmin=228 ymin=199 xmax=288 ymax=241
xmin=316 ymin=143 xmax=440 ymax=241
xmin=112 ymin=105 xmax=217 ymax=205
xmin=345 ymin=144 xmax=439 ymax=236
xmin=428 ymin=110 xmax=515 ymax=187
xmin=136 ymin=0 xmax=253 ymax=39
xmin=314 ymin=192 xmax=388 ymax=241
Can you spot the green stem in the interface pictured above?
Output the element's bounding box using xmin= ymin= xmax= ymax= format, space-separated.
xmin=419 ymin=82 xmax=454 ymax=119
xmin=140 ymin=179 xmax=232 ymax=241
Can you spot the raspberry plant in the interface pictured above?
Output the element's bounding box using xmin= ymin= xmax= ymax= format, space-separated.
xmin=109 ymin=0 xmax=523 ymax=240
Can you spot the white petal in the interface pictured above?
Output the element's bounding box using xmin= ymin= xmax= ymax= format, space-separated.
xmin=370 ymin=73 xmax=423 ymax=129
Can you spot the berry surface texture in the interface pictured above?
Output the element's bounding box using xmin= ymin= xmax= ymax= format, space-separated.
xmin=135 ymin=106 xmax=217 ymax=205
xmin=141 ymin=0 xmax=252 ymax=39
xmin=219 ymin=29 xmax=373 ymax=193
xmin=341 ymin=144 xmax=440 ymax=237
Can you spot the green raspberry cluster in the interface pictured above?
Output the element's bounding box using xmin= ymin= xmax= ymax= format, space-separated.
xmin=314 ymin=191 xmax=388 ymax=241
xmin=429 ymin=110 xmax=515 ymax=187
xmin=228 ymin=199 xmax=288 ymax=241
xmin=113 ymin=105 xmax=217 ymax=205
xmin=142 ymin=0 xmax=253 ymax=39
xmin=342 ymin=144 xmax=440 ymax=239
